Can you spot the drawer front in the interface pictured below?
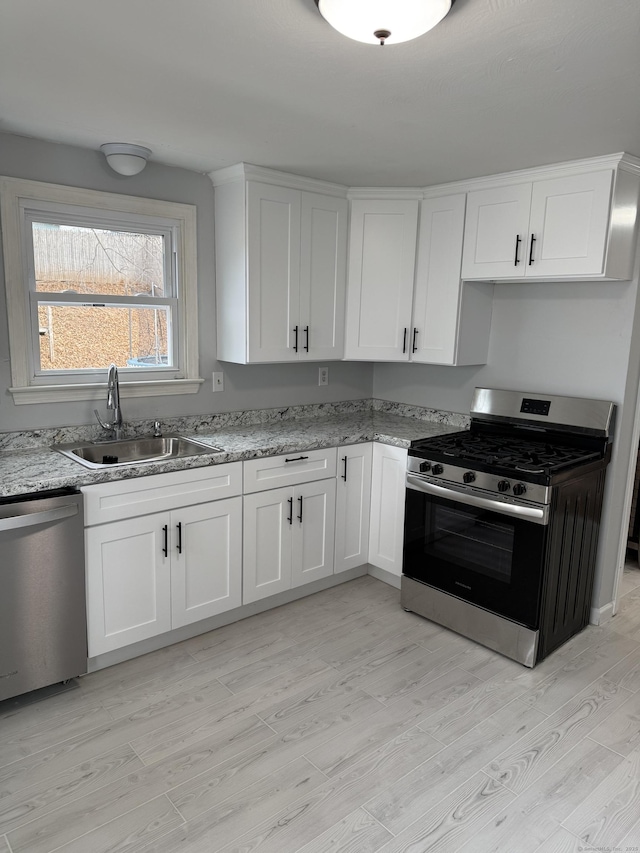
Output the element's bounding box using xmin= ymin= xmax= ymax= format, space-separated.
xmin=243 ymin=448 xmax=337 ymax=494
xmin=83 ymin=462 xmax=243 ymax=526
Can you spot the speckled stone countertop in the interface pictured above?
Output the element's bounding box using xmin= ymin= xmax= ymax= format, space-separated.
xmin=0 ymin=401 xmax=468 ymax=498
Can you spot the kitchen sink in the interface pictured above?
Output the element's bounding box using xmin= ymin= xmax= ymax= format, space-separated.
xmin=53 ymin=434 xmax=223 ymax=469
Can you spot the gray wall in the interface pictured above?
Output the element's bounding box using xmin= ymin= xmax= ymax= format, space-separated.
xmin=373 ymin=277 xmax=640 ymax=612
xmin=0 ymin=132 xmax=373 ymax=432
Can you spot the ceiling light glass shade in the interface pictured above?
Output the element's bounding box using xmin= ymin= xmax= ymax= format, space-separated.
xmin=100 ymin=143 xmax=152 ymax=176
xmin=315 ymin=0 xmax=453 ymax=45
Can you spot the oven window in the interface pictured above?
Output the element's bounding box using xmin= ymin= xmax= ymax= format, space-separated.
xmin=427 ymin=504 xmax=515 ymax=584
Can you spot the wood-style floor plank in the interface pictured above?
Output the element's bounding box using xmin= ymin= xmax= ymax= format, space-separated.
xmin=217 ymin=725 xmax=443 ymax=853
xmin=589 ymin=688 xmax=640 ymax=756
xmin=46 ymin=795 xmax=184 ymax=853
xmin=5 ymin=716 xmax=272 ymax=853
xmin=296 ymin=808 xmax=392 ymax=853
xmin=561 ymin=744 xmax=640 ymax=848
xmin=483 ymin=677 xmax=632 ymax=794
xmin=135 ymin=757 xmax=328 ymax=853
xmin=2 ymin=575 xmax=640 ymax=853
xmin=454 ymin=739 xmax=623 ymax=853
xmin=372 ymin=771 xmax=514 ymax=853
xmin=0 ymin=744 xmax=142 ymax=837
xmin=517 ymin=632 xmax=640 ymax=715
xmin=166 ymin=691 xmax=384 ymax=823
xmin=364 ymin=699 xmax=546 ymax=835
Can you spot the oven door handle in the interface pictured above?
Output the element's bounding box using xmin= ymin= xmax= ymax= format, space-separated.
xmin=406 ymin=475 xmax=549 ymax=525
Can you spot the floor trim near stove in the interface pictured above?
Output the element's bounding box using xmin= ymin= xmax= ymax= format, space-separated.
xmin=591 ymin=599 xmax=616 ymax=625
xmin=400 ymin=575 xmax=539 ymax=667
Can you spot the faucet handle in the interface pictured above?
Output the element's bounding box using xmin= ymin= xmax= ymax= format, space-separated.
xmin=153 ymin=420 xmax=162 ymax=437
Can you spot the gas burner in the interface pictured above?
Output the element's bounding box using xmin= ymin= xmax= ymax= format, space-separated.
xmin=410 ymin=429 xmax=604 ymax=483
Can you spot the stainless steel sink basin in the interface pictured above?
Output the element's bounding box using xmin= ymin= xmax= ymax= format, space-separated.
xmin=53 ymin=434 xmax=223 ymax=469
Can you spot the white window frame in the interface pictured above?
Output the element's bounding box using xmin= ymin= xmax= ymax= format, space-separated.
xmin=1 ymin=177 xmax=202 ymax=404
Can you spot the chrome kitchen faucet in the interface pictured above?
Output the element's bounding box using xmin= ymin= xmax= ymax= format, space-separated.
xmin=94 ymin=363 xmax=125 ymax=439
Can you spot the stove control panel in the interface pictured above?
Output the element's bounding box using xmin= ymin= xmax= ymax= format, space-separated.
xmin=406 ymin=456 xmax=551 ymax=505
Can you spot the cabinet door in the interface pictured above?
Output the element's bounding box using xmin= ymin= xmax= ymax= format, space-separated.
xmin=344 ymin=199 xmax=419 ymax=361
xmin=247 ymin=182 xmax=301 ymax=362
xmin=171 ymin=497 xmax=242 ymax=628
xmin=85 ymin=514 xmax=171 ymax=657
xmin=243 ymin=486 xmax=293 ymax=604
xmin=461 ymin=184 xmax=532 ymax=279
xmin=291 ymin=479 xmax=336 ymax=588
xmin=368 ymin=443 xmax=408 ymax=578
xmin=335 ymin=443 xmax=373 ymax=574
xmin=412 ymin=194 xmax=466 ymax=365
xmin=299 ymin=192 xmax=348 ymax=361
xmin=527 ymin=170 xmax=613 ymax=278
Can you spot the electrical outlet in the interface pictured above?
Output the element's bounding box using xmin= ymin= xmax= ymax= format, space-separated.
xmin=212 ymin=371 xmax=224 ymax=392
xmin=318 ymin=367 xmax=329 ymax=386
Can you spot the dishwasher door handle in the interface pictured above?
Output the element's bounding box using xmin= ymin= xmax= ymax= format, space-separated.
xmin=0 ymin=503 xmax=78 ymax=532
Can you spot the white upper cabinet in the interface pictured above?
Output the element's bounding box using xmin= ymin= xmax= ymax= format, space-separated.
xmin=413 ymin=193 xmax=492 ymax=366
xmin=247 ymin=182 xmax=301 ymax=362
xmin=461 ymin=157 xmax=640 ymax=281
xmin=461 ymin=183 xmax=532 ymax=279
xmin=344 ymin=193 xmax=491 ymax=365
xmin=212 ymin=164 xmax=348 ymax=364
xmin=344 ymin=198 xmax=420 ymax=361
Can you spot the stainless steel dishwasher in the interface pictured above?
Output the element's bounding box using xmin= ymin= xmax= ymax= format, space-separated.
xmin=0 ymin=488 xmax=87 ymax=701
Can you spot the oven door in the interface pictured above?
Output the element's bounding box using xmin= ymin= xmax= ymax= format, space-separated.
xmin=404 ymin=475 xmax=548 ymax=629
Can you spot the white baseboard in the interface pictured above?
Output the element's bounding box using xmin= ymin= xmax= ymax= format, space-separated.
xmin=367 ymin=563 xmax=402 ymax=589
xmin=590 ymin=600 xmax=615 ymax=625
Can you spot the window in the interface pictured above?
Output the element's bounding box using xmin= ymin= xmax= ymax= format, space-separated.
xmin=1 ymin=177 xmax=201 ymax=404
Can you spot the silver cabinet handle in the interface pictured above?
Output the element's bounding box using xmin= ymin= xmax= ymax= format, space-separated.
xmin=406 ymin=474 xmax=548 ymax=525
xmin=0 ymin=503 xmax=77 ymax=532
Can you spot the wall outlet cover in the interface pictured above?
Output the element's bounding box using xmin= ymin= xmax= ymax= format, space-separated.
xmin=318 ymin=367 xmax=329 ymax=386
xmin=213 ymin=371 xmax=224 ymax=392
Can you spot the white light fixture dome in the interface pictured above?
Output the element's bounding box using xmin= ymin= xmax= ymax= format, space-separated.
xmin=100 ymin=143 xmax=152 ymax=176
xmin=314 ymin=0 xmax=454 ymax=46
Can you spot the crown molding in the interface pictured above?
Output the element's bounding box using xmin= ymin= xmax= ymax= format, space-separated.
xmin=209 ymin=162 xmax=348 ymax=197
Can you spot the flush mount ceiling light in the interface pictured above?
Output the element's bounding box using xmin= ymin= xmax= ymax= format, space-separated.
xmin=314 ymin=0 xmax=454 ymax=45
xmin=100 ymin=143 xmax=152 ymax=176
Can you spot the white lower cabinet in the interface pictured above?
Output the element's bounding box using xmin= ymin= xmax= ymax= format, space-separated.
xmin=171 ymin=497 xmax=242 ymax=628
xmin=85 ymin=513 xmax=172 ymax=656
xmin=83 ymin=465 xmax=243 ymax=657
xmin=334 ymin=443 xmax=373 ymax=573
xmin=243 ymin=478 xmax=336 ymax=604
xmin=368 ymin=443 xmax=408 ymax=578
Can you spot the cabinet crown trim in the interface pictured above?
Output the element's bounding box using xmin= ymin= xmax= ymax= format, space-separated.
xmin=209 ymin=162 xmax=348 ymax=197
xmin=422 ymin=152 xmax=640 ymax=197
xmin=348 ymin=187 xmax=424 ymax=200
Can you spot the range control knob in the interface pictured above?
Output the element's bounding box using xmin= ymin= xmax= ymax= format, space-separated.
xmin=512 ymin=483 xmax=527 ymax=496
xmin=419 ymin=461 xmax=431 ymax=473
xmin=497 ymin=480 xmax=511 ymax=493
xmin=431 ymin=464 xmax=444 ymax=476
xmin=463 ymin=471 xmax=476 ymax=484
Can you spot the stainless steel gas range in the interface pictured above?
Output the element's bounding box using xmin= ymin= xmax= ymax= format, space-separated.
xmin=401 ymin=387 xmax=615 ymax=667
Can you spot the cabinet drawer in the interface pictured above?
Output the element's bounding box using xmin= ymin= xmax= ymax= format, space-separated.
xmin=243 ymin=448 xmax=337 ymax=494
xmin=83 ymin=462 xmax=242 ymax=526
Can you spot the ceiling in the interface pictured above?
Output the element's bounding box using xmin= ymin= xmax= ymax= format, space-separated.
xmin=1 ymin=0 xmax=639 ymax=187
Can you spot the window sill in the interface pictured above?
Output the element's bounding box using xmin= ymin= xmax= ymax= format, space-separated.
xmin=9 ymin=378 xmax=204 ymax=405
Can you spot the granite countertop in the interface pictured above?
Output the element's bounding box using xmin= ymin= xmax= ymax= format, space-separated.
xmin=0 ymin=410 xmax=464 ymax=498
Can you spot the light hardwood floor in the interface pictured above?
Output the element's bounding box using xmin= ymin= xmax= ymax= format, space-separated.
xmin=2 ymin=568 xmax=640 ymax=853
